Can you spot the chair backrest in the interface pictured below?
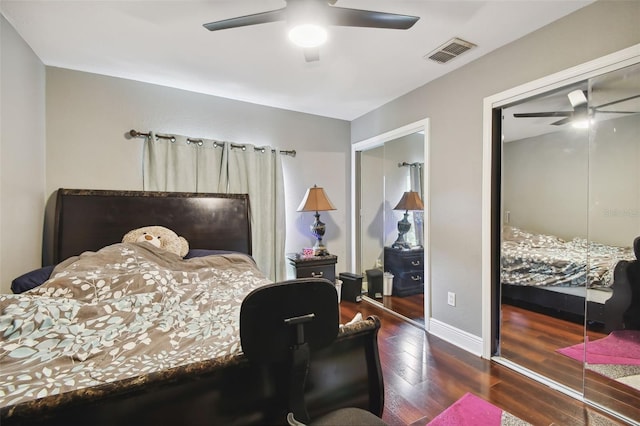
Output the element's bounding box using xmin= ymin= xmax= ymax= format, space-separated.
xmin=607 ymin=236 xmax=640 ymax=332
xmin=240 ymin=278 xmax=340 ymax=423
xmin=623 ymin=237 xmax=640 ymax=329
xmin=240 ymin=278 xmax=339 ymax=363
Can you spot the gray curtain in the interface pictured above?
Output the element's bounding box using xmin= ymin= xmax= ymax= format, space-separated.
xmin=143 ymin=133 xmax=286 ymax=281
xmin=410 ymin=163 xmax=424 ymax=247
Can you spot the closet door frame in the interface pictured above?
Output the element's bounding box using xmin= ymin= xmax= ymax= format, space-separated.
xmin=351 ymin=118 xmax=430 ymax=327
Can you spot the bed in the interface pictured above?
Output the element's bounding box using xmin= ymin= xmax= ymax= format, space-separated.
xmin=500 ymin=226 xmax=636 ymax=331
xmin=0 ymin=189 xmax=384 ymax=425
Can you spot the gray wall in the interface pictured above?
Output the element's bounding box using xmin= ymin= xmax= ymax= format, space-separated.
xmin=503 ymin=129 xmax=589 ymax=242
xmin=44 ymin=68 xmax=351 ymax=272
xmin=0 ymin=17 xmax=351 ymax=293
xmin=351 ymin=1 xmax=640 ymax=336
xmin=0 ymin=15 xmax=46 ymax=294
xmin=503 ymin=114 xmax=640 ymax=248
xmin=590 ymin=114 xmax=640 ymax=246
xmin=360 ymin=146 xmax=385 ymax=273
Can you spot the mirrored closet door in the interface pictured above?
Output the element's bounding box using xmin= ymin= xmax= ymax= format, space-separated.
xmin=497 ymin=61 xmax=640 ymax=422
xmin=584 ymin=62 xmax=640 ymax=420
xmin=500 ymin=82 xmax=589 ymax=394
xmin=353 ymin=120 xmax=428 ymax=326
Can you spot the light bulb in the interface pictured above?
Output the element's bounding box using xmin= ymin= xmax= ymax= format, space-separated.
xmin=288 ymin=24 xmax=327 ymax=48
xmin=572 ymin=118 xmax=592 ymax=129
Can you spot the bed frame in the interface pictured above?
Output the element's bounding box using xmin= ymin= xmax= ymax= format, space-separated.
xmin=1 ymin=189 xmax=384 ymax=425
xmin=52 ymin=188 xmax=253 ymax=263
xmin=502 ymin=274 xmax=633 ymax=333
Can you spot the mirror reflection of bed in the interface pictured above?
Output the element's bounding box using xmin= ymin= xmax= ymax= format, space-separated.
xmin=498 ymin=61 xmax=640 ymax=422
xmin=500 ymin=225 xmax=632 ymax=332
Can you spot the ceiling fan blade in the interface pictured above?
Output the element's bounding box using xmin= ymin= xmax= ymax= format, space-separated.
xmin=326 ymin=6 xmax=419 ymax=29
xmin=203 ymin=8 xmax=286 ymax=31
xmin=551 ymin=117 xmax=573 ymax=126
xmin=513 ymin=111 xmax=573 ymax=118
xmin=304 ymin=47 xmax=320 ymax=62
xmin=594 ymin=110 xmax=638 ymax=114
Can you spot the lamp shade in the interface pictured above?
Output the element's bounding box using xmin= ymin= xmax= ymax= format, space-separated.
xmin=393 ymin=191 xmax=424 ymax=211
xmin=297 ymin=185 xmax=336 ymax=212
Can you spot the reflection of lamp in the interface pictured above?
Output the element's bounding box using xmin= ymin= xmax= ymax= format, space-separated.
xmin=392 ymin=191 xmax=424 ymax=249
xmin=297 ymin=185 xmax=336 ymax=256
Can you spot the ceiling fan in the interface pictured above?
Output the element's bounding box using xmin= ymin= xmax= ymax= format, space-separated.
xmin=513 ymin=90 xmax=640 ymax=127
xmin=203 ymin=0 xmax=420 ymax=62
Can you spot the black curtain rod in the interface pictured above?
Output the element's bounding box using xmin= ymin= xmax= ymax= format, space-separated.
xmin=128 ymin=129 xmax=296 ymax=157
xmin=398 ymin=161 xmax=422 ymax=168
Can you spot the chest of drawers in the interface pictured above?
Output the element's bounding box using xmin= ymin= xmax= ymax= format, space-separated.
xmin=383 ymin=247 xmax=424 ymax=297
xmin=286 ymin=253 xmax=337 ymax=283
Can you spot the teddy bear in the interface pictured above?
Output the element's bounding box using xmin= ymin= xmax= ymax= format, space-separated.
xmin=122 ymin=225 xmax=189 ymax=258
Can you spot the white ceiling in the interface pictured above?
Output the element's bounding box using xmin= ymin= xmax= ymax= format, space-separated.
xmin=1 ymin=0 xmax=594 ymax=121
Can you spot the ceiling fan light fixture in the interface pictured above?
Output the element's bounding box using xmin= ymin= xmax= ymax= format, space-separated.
xmin=288 ymin=23 xmax=328 ymax=48
xmin=567 ymin=89 xmax=588 ymax=108
xmin=571 ymin=118 xmax=592 ymax=129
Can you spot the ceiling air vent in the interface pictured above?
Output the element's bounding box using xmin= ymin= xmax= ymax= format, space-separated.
xmin=424 ymin=38 xmax=476 ymax=64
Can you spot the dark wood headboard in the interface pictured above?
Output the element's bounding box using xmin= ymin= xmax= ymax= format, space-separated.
xmin=53 ymin=189 xmax=252 ymax=264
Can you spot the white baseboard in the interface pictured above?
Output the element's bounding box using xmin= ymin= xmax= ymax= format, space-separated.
xmin=427 ymin=318 xmax=484 ymax=357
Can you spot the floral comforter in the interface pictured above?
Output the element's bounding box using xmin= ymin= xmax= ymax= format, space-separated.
xmin=501 ymin=226 xmax=634 ymax=288
xmin=0 ymin=242 xmax=270 ymax=407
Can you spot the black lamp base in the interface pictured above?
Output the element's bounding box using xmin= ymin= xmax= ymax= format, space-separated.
xmin=391 ymin=240 xmax=411 ymax=250
xmin=313 ymin=247 xmax=329 ymax=256
xmin=311 ymin=211 xmax=329 ymax=256
xmin=392 ymin=211 xmax=411 ymax=250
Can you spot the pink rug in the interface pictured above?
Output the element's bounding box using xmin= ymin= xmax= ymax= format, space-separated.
xmin=557 ymin=330 xmax=640 ymax=365
xmin=427 ymin=393 xmax=528 ymax=426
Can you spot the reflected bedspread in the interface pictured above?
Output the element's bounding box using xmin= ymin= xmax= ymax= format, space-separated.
xmin=501 ymin=226 xmax=633 ymax=288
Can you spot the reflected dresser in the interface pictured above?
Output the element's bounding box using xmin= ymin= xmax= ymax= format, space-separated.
xmin=383 ymin=247 xmax=424 ymax=297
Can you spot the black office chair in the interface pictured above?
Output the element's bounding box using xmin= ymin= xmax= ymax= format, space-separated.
xmin=604 ymin=237 xmax=640 ymax=332
xmin=240 ymin=278 xmax=386 ymax=426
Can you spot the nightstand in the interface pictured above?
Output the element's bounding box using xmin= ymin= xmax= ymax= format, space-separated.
xmin=383 ymin=247 xmax=424 ymax=297
xmin=286 ymin=253 xmax=337 ymax=283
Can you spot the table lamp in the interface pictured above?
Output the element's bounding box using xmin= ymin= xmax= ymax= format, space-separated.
xmin=392 ymin=191 xmax=424 ymax=249
xmin=297 ymin=185 xmax=336 ymax=256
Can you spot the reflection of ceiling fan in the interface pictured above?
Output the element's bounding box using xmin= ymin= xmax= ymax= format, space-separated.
xmin=513 ymin=90 xmax=640 ymax=126
xmin=203 ymin=0 xmax=419 ymax=62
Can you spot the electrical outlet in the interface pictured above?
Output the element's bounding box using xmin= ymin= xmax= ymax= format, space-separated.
xmin=447 ymin=292 xmax=456 ymax=307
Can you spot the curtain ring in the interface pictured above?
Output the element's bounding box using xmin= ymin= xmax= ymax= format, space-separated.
xmin=187 ymin=138 xmax=204 ymax=146
xmin=154 ymin=134 xmax=176 ymax=143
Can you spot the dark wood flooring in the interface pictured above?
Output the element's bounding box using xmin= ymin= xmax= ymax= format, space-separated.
xmin=370 ymin=293 xmax=424 ymax=324
xmin=339 ymin=300 xmax=637 ymax=425
xmin=501 ymin=303 xmax=640 ymax=423
xmin=501 ymin=303 xmax=590 ymax=392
